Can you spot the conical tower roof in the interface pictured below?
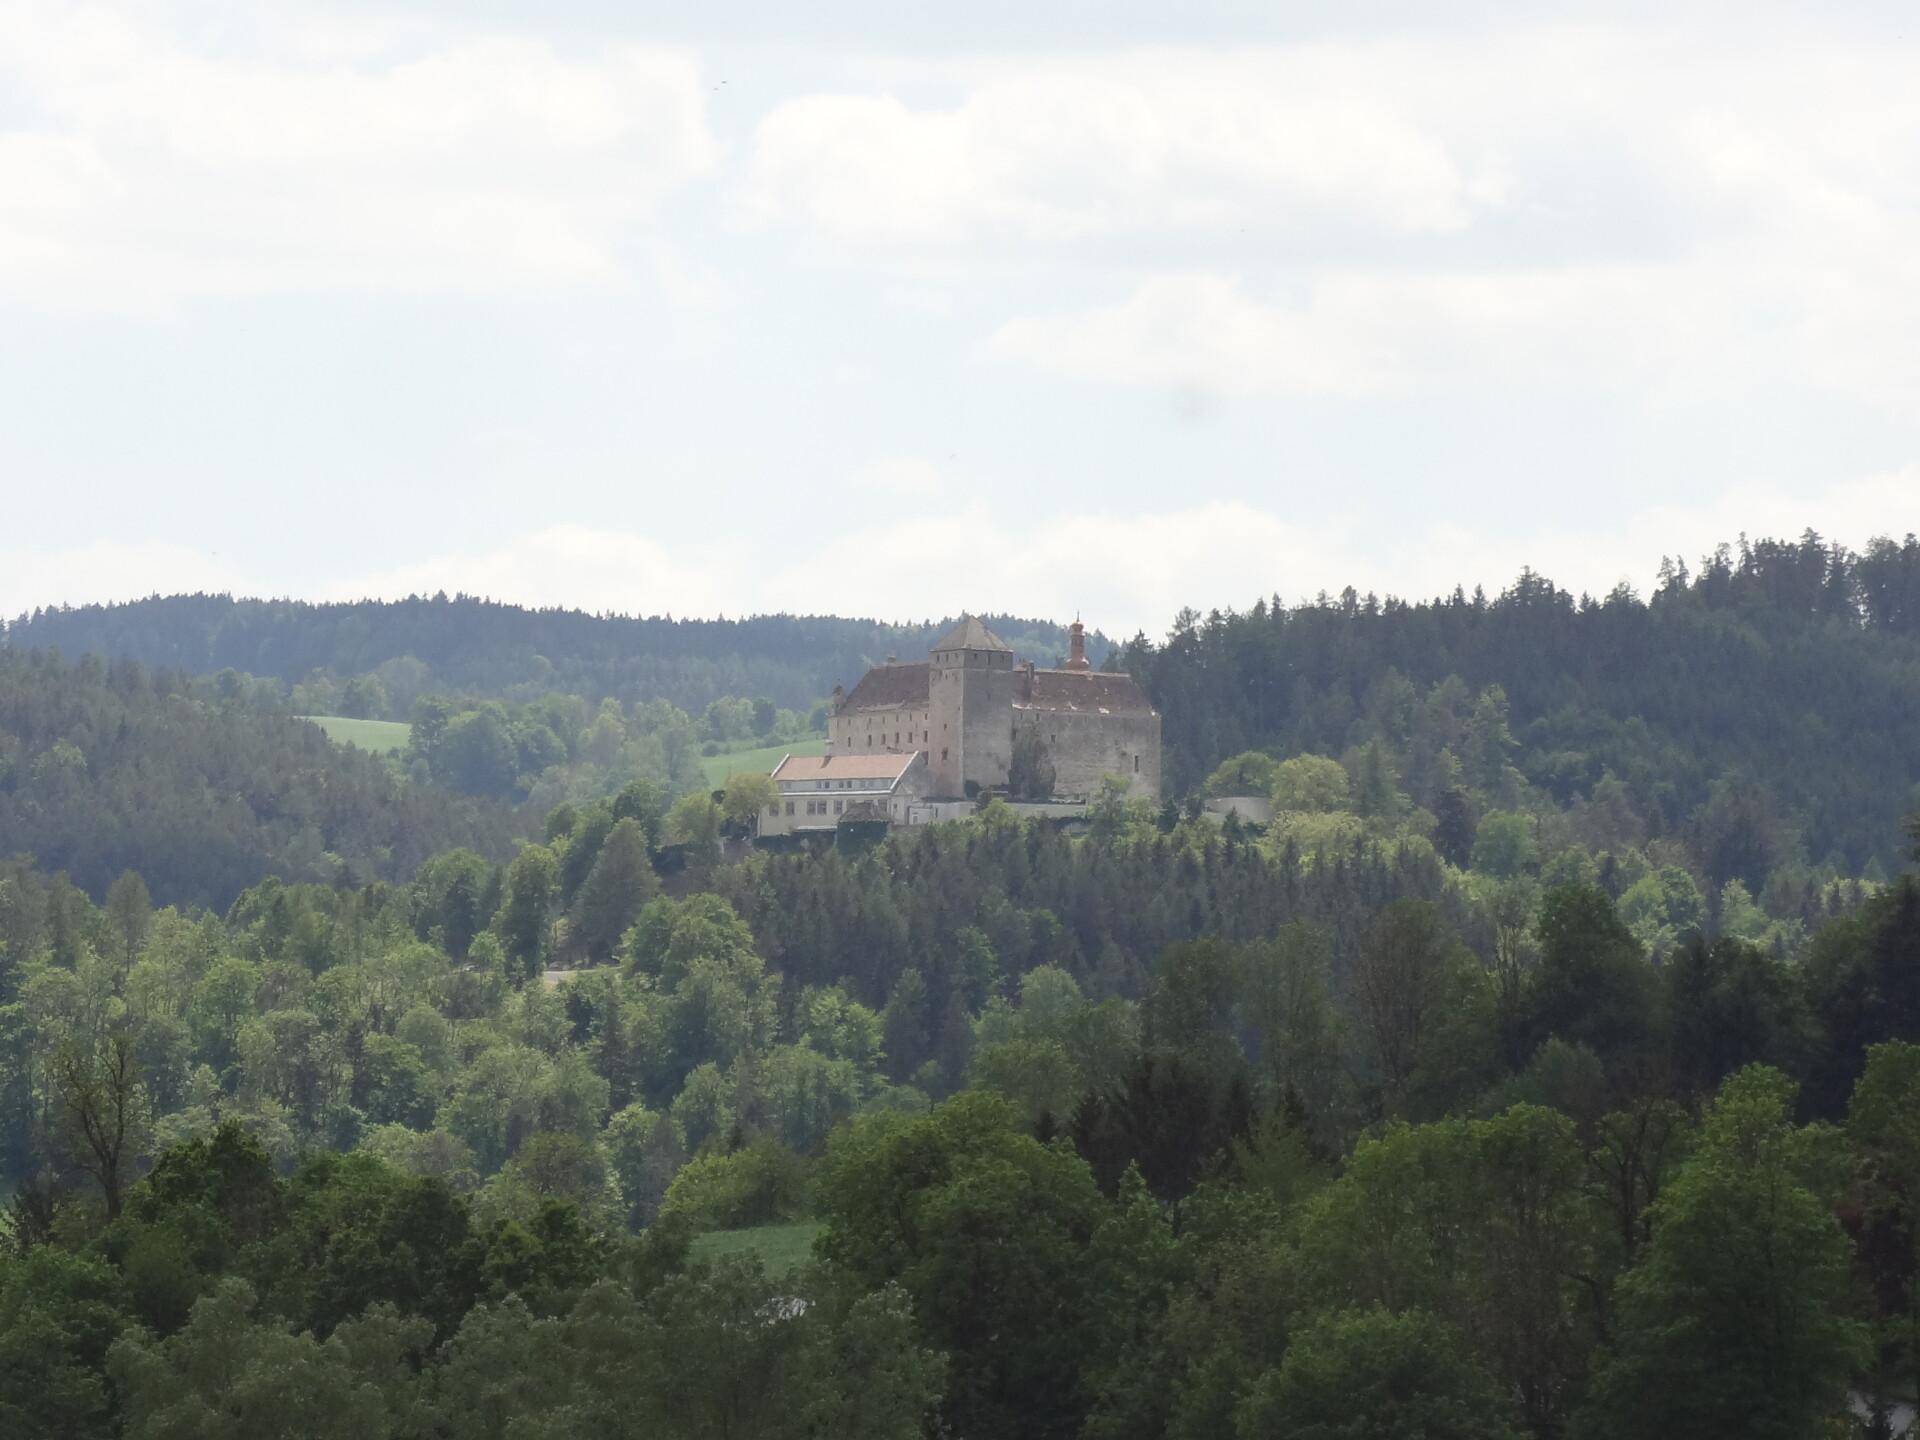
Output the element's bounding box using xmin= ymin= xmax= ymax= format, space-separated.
xmin=931 ymin=614 xmax=1011 ymax=653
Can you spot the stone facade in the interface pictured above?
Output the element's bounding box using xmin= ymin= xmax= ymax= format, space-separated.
xmin=829 ymin=616 xmax=1160 ymax=802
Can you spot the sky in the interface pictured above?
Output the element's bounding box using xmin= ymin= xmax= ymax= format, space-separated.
xmin=3 ymin=0 xmax=1919 ymax=639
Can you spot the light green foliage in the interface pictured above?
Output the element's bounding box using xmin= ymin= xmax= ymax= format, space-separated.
xmin=721 ymin=771 xmax=780 ymax=832
xmin=797 ymin=986 xmax=885 ymax=1072
xmin=623 ymin=896 xmax=775 ymax=1083
xmin=1470 ymin=811 xmax=1538 ymax=878
xmin=671 ymin=1063 xmax=736 ymax=1152
xmin=603 ymin=1102 xmax=686 ymax=1228
xmin=666 ymin=793 xmax=724 ymax=861
xmin=356 ymin=1124 xmax=479 ymax=1192
xmin=818 ymin=1093 xmax=1108 ymax=1439
xmin=108 ymin=1279 xmax=431 ymax=1440
xmin=1237 ymin=1307 xmax=1520 ymax=1440
xmin=1347 ymin=740 xmax=1406 ymax=821
xmin=1578 ymin=1067 xmax=1869 ymax=1439
xmin=969 ymin=966 xmax=1139 ymax=1123
xmin=495 ymin=845 xmax=559 ymax=983
xmin=1617 ymin=865 xmax=1704 ymax=957
xmin=1202 ymin=751 xmax=1282 ymax=799
xmin=659 ymin=1136 xmax=809 ymax=1230
xmin=482 ymin=1131 xmax=622 ymax=1233
xmin=1270 ymin=755 xmax=1351 ymax=813
xmin=1294 ymin=1106 xmax=1598 ymax=1433
xmin=0 ymin=1248 xmax=127 ymax=1436
xmin=1265 ymin=809 xmax=1367 ymax=855
xmin=969 ymin=1035 xmax=1082 ymax=1126
xmin=763 ymin=1045 xmax=862 ymax=1151
xmin=1847 ymin=1043 xmax=1920 ymax=1401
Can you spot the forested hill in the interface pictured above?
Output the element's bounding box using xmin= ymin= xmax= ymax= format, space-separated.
xmin=0 ymin=596 xmax=1103 ymax=713
xmin=1125 ymin=532 xmax=1920 ymax=870
xmin=0 ymin=650 xmax=522 ymax=907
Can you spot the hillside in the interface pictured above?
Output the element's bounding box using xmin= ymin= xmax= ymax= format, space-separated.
xmin=0 ymin=650 xmax=523 ymax=907
xmin=1126 ymin=532 xmax=1920 ymax=870
xmin=1 ymin=596 xmax=1112 ymax=715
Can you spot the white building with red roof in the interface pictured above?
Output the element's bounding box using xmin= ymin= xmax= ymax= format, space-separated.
xmin=760 ymin=749 xmax=931 ymax=836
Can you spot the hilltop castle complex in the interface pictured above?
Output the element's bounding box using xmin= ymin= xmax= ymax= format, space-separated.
xmin=757 ymin=616 xmax=1160 ymax=837
xmin=830 ymin=615 xmax=1160 ymax=799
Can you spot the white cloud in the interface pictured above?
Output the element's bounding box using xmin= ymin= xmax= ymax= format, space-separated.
xmin=749 ymin=29 xmax=1920 ymax=411
xmin=984 ymin=267 xmax=1688 ymax=399
xmin=334 ymin=524 xmax=739 ymax=619
xmin=0 ymin=539 xmax=260 ymax=620
xmin=0 ymin=0 xmax=720 ymax=309
xmin=743 ymin=49 xmax=1481 ymax=251
xmin=0 ymin=468 xmax=1869 ymax=641
xmin=842 ymin=455 xmax=948 ymax=499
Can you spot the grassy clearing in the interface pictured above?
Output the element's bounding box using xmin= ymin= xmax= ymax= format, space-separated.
xmin=699 ymin=737 xmax=826 ymax=788
xmin=688 ymin=1221 xmax=824 ymax=1275
xmin=301 ymin=715 xmax=412 ymax=755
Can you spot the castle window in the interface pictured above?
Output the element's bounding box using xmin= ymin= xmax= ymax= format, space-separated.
xmin=785 ymin=802 xmax=795 ymax=816
xmin=1134 ymin=754 xmax=1141 ymax=773
xmin=833 ymin=800 xmax=843 ymax=814
xmin=941 ymin=748 xmax=949 ymax=762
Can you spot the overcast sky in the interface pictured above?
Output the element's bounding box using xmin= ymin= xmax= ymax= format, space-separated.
xmin=4 ymin=0 xmax=1918 ymax=637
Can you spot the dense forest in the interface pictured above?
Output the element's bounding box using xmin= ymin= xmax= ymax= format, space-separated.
xmin=1126 ymin=532 xmax=1920 ymax=871
xmin=0 ymin=651 xmax=521 ymax=907
xmin=1 ymin=597 xmax=1106 ymax=715
xmin=7 ymin=532 xmax=1920 ymax=1436
xmin=3 ymin=789 xmax=1919 ymax=1437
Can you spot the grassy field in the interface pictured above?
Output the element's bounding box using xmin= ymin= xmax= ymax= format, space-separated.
xmin=300 ymin=715 xmax=413 ymax=755
xmin=699 ymin=736 xmax=826 ymax=788
xmin=688 ymin=1221 xmax=824 ymax=1275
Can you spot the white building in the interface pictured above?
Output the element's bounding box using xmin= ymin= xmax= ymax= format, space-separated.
xmin=761 ymin=751 xmax=931 ymax=836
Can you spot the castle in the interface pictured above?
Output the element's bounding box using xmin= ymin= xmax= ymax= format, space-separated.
xmin=825 ymin=615 xmax=1160 ymax=803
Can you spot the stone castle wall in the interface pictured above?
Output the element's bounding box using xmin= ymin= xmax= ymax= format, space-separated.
xmin=1013 ymin=706 xmax=1160 ymax=801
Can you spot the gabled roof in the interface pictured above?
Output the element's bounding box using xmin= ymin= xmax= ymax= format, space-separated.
xmin=840 ymin=661 xmax=930 ymax=712
xmin=931 ymin=615 xmax=1011 ymax=653
xmin=774 ymin=751 xmax=921 ymax=785
xmin=1018 ymin=669 xmax=1156 ymax=715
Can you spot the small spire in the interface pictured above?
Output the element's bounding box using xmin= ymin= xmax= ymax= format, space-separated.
xmin=1066 ymin=616 xmax=1090 ymax=671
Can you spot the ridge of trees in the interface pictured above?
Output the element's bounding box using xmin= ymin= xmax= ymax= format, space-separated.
xmin=1125 ymin=530 xmax=1920 ymax=869
xmin=1 ymin=596 xmax=1106 ymax=714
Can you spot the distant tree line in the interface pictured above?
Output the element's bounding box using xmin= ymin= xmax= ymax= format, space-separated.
xmin=2 ymin=596 xmax=1109 ymax=714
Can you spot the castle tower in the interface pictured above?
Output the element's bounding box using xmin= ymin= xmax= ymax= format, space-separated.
xmin=927 ymin=614 xmax=1014 ymax=796
xmin=1065 ymin=616 xmax=1091 ymax=671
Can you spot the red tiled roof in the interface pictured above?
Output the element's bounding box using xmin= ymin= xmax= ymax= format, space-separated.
xmin=839 ymin=661 xmax=929 ymax=712
xmin=774 ymin=752 xmax=920 ymax=783
xmin=1019 ymin=669 xmax=1155 ymax=715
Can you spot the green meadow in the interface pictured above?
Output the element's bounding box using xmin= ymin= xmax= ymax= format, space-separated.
xmin=300 ymin=715 xmax=413 ymax=755
xmin=699 ymin=736 xmax=826 ymax=788
xmin=687 ymin=1222 xmax=825 ymax=1275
